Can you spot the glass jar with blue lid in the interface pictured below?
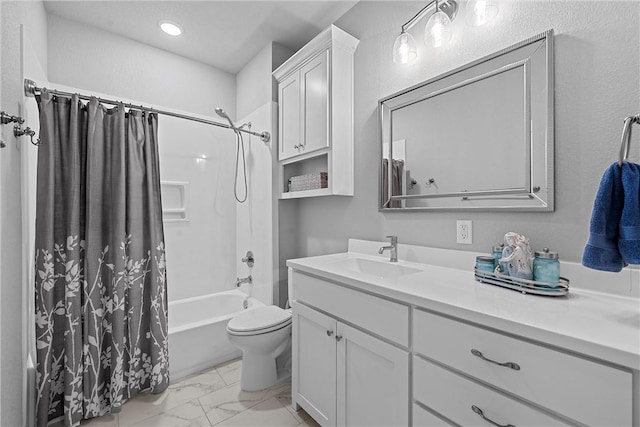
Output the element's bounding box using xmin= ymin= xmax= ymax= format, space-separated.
xmin=491 ymin=244 xmax=504 ymax=269
xmin=533 ymin=248 xmax=560 ymax=285
xmin=475 ymin=256 xmax=496 ymax=273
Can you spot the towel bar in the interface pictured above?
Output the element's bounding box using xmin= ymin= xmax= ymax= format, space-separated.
xmin=618 ymin=114 xmax=640 ymax=166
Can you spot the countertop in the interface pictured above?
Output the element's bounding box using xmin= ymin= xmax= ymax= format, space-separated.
xmin=286 ymin=242 xmax=640 ymax=371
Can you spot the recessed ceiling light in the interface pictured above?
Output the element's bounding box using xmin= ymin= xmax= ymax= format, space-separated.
xmin=159 ymin=21 xmax=183 ymax=36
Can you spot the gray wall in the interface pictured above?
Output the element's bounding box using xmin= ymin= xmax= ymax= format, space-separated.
xmin=283 ymin=0 xmax=640 ymax=267
xmin=47 ymin=14 xmax=236 ymax=118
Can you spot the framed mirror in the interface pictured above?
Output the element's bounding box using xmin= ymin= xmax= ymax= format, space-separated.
xmin=379 ymin=30 xmax=554 ymax=211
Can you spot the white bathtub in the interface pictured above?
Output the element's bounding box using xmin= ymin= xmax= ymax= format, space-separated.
xmin=168 ymin=289 xmax=264 ymax=380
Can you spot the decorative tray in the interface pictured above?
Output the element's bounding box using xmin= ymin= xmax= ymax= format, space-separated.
xmin=474 ymin=269 xmax=569 ymax=297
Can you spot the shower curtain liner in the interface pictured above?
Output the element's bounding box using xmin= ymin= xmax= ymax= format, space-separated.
xmin=34 ymin=90 xmax=169 ymax=426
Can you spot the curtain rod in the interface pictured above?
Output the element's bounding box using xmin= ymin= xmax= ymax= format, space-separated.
xmin=23 ymin=78 xmax=270 ymax=143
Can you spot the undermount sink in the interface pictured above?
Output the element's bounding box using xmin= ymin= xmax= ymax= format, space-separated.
xmin=331 ymin=258 xmax=422 ymax=278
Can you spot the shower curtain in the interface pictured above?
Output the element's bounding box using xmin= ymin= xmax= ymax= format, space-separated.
xmin=34 ymin=90 xmax=169 ymax=426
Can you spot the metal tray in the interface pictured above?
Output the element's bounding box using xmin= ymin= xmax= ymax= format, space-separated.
xmin=474 ymin=269 xmax=569 ymax=297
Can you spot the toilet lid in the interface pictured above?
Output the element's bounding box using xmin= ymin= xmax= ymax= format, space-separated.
xmin=227 ymin=306 xmax=292 ymax=333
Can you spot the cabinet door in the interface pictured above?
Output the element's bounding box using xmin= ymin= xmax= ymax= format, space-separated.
xmin=336 ymin=322 xmax=409 ymax=427
xmin=278 ymin=71 xmax=301 ymax=161
xmin=300 ymin=50 xmax=329 ymax=155
xmin=292 ymin=302 xmax=337 ymax=426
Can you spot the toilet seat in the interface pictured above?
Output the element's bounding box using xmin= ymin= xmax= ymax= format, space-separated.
xmin=227 ymin=306 xmax=292 ymax=336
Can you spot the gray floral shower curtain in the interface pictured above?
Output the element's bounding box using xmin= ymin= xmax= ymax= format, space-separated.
xmin=34 ymin=90 xmax=169 ymax=426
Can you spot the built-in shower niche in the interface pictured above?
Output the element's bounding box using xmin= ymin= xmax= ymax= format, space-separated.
xmin=280 ymin=153 xmax=329 ymax=198
xmin=161 ymin=181 xmax=189 ymax=222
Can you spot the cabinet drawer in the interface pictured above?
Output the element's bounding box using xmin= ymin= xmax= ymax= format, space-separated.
xmin=292 ymin=271 xmax=409 ymax=347
xmin=413 ymin=309 xmax=632 ymax=426
xmin=414 ymin=357 xmax=566 ymax=426
xmin=412 ymin=403 xmax=452 ymax=427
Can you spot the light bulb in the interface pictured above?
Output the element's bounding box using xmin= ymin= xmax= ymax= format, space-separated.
xmin=159 ymin=21 xmax=183 ymax=36
xmin=393 ymin=31 xmax=417 ymax=64
xmin=425 ymin=11 xmax=452 ymax=48
xmin=466 ymin=0 xmax=499 ymax=26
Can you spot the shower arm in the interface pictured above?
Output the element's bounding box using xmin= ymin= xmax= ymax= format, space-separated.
xmin=23 ymin=78 xmax=271 ymax=144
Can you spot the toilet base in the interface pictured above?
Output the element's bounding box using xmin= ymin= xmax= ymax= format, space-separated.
xmin=240 ymin=353 xmax=278 ymax=391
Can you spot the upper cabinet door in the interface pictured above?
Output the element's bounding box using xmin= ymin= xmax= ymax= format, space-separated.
xmin=279 ymin=72 xmax=301 ymax=161
xmin=300 ymin=50 xmax=329 ymax=155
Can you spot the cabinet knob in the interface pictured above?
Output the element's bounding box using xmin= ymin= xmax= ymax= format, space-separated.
xmin=471 ymin=349 xmax=520 ymax=371
xmin=335 ymin=335 xmax=343 ymax=342
xmin=294 ymin=144 xmax=299 ymax=149
xmin=471 ymin=405 xmax=515 ymax=427
xmin=326 ymin=330 xmax=334 ymax=337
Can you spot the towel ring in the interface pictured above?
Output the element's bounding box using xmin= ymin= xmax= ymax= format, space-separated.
xmin=618 ymin=114 xmax=640 ymax=166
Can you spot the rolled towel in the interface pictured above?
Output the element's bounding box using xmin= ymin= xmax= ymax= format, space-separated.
xmin=619 ymin=162 xmax=640 ymax=263
xmin=582 ymin=163 xmax=627 ymax=272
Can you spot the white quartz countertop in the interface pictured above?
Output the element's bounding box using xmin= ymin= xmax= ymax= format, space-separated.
xmin=287 ymin=243 xmax=640 ymax=371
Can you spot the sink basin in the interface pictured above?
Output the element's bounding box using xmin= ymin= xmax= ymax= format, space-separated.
xmin=331 ymin=258 xmax=422 ymax=278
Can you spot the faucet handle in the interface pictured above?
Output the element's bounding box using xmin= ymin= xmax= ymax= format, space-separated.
xmin=386 ymin=235 xmax=398 ymax=244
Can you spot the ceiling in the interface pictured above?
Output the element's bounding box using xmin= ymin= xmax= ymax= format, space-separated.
xmin=43 ymin=1 xmax=358 ymax=74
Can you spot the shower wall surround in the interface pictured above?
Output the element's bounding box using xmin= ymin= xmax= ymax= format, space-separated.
xmin=159 ymin=116 xmax=237 ymax=301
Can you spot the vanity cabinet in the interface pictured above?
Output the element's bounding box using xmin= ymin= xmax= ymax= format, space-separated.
xmin=412 ymin=309 xmax=633 ymax=426
xmin=290 ymin=271 xmax=410 ymax=427
xmin=274 ymin=25 xmax=358 ymax=198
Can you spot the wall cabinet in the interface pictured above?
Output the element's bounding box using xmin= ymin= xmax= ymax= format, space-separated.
xmin=274 ymin=25 xmax=359 ymax=198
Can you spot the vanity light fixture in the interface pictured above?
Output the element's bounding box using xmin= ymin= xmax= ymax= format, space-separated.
xmin=392 ymin=0 xmax=499 ymax=64
xmin=392 ymin=0 xmax=458 ymax=64
xmin=159 ymin=20 xmax=183 ymax=36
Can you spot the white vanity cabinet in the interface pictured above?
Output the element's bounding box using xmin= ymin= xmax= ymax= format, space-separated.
xmin=274 ymin=25 xmax=359 ymax=198
xmin=412 ymin=309 xmax=634 ymax=426
xmin=290 ymin=271 xmax=410 ymax=427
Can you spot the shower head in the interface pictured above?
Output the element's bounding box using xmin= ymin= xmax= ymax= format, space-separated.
xmin=215 ymin=107 xmax=236 ymax=130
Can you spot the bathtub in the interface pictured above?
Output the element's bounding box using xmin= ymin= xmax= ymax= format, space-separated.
xmin=168 ymin=289 xmax=264 ymax=380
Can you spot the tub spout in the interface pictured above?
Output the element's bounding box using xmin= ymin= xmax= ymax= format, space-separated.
xmin=236 ymin=275 xmax=252 ymax=287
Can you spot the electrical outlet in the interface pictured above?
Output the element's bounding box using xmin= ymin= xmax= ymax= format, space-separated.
xmin=456 ymin=220 xmax=473 ymax=244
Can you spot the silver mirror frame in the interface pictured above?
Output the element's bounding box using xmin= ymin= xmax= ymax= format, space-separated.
xmin=378 ymin=30 xmax=554 ymax=212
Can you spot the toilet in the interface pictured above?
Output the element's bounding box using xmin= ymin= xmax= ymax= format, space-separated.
xmin=226 ymin=305 xmax=292 ymax=391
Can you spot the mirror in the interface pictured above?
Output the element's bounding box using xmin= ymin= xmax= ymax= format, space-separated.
xmin=379 ymin=30 xmax=554 ymax=211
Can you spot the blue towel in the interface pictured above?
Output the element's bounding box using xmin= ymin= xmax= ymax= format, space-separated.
xmin=619 ymin=162 xmax=640 ymax=263
xmin=582 ymin=163 xmax=627 ymax=272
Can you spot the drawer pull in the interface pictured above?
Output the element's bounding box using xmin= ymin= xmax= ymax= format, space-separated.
xmin=471 ymin=349 xmax=520 ymax=371
xmin=471 ymin=405 xmax=516 ymax=427
xmin=326 ymin=330 xmax=334 ymax=336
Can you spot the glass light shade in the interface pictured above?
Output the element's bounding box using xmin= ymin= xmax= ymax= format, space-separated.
xmin=424 ymin=11 xmax=452 ymax=47
xmin=393 ymin=32 xmax=418 ymax=64
xmin=466 ymin=0 xmax=499 ymax=26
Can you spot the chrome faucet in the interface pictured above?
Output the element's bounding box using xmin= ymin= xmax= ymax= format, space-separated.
xmin=378 ymin=235 xmax=398 ymax=262
xmin=236 ymin=275 xmax=252 ymax=287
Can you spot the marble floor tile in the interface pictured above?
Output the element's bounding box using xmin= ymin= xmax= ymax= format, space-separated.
xmin=275 ymin=388 xmax=311 ymax=424
xmin=119 ymin=370 xmax=227 ymax=426
xmin=213 ymin=396 xmax=300 ymax=426
xmin=215 ymin=359 xmax=242 ymax=385
xmin=129 ymin=399 xmax=211 ymax=426
xmin=198 ymin=381 xmax=290 ymax=426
